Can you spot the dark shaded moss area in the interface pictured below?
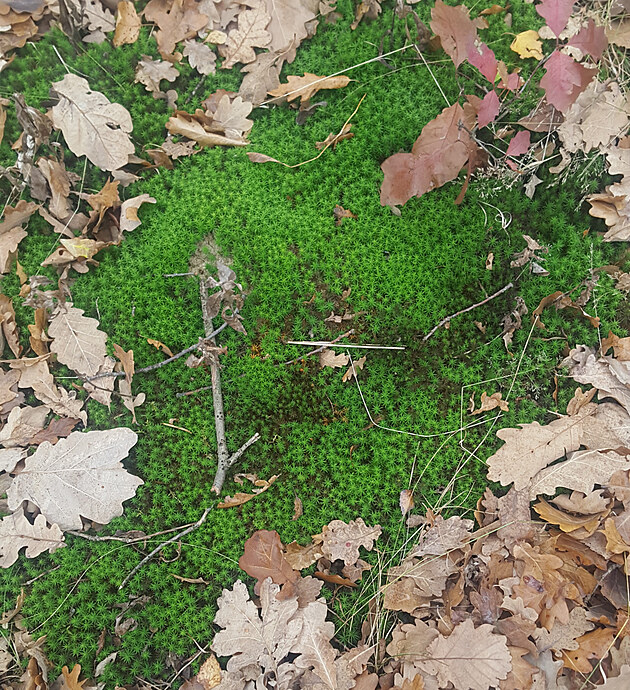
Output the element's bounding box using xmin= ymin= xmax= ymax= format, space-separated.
xmin=0 ymin=0 xmax=622 ymax=685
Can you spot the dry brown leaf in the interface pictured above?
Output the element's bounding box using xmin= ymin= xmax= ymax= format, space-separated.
xmin=143 ymin=0 xmax=209 ymax=59
xmin=135 ymin=56 xmax=179 ymax=95
xmin=210 ymin=95 xmax=253 ymax=140
xmin=113 ymin=343 xmax=134 ymax=385
xmin=0 ymin=97 xmax=8 ymax=148
xmin=183 ymin=39 xmax=217 ymax=75
xmin=216 ymin=473 xmax=278 ymax=508
xmin=0 ymin=295 xmax=22 ymax=358
xmin=219 ymin=3 xmax=271 ymax=69
xmin=292 ymin=495 xmax=303 ymax=520
xmin=166 ymin=111 xmax=249 ymax=148
xmin=333 ymin=204 xmax=357 ymax=225
xmin=51 ymin=74 xmax=134 ymax=172
xmin=534 ymin=499 xmax=603 ymax=535
xmin=7 ymin=428 xmax=141 ymax=530
xmin=319 ymin=349 xmax=349 ymax=369
xmin=0 ymin=200 xmax=37 ymax=274
xmin=118 ymin=378 xmax=145 ymax=424
xmin=83 ymin=355 xmax=116 ymax=407
xmin=269 ymin=73 xmax=350 ymax=104
xmin=119 ymin=194 xmax=156 ymax=233
xmin=417 ymin=619 xmax=511 ymax=690
xmin=30 ymin=417 xmax=80 ymax=446
xmin=113 ymin=0 xmax=141 ymax=46
xmin=342 ymin=355 xmax=366 ymax=382
xmin=316 ymin=123 xmax=355 ymax=150
xmin=601 ymin=330 xmax=630 ymax=361
xmin=0 ymin=405 xmax=50 ymax=448
xmin=399 ymin=489 xmax=414 ymax=516
xmin=238 ymin=530 xmax=299 ymax=590
xmin=284 ymin=540 xmax=324 ymax=570
xmin=263 ymin=0 xmax=317 ymax=61
xmin=412 ymin=515 xmax=473 ymax=556
xmin=36 ymin=157 xmax=71 ymax=220
xmin=49 ymin=303 xmax=108 ymax=378
xmin=147 ymin=338 xmax=174 ymax=357
xmin=0 ymin=506 xmax=64 ymax=568
xmin=471 ymin=391 xmax=509 ymax=414
xmin=319 ymin=518 xmax=381 ymax=565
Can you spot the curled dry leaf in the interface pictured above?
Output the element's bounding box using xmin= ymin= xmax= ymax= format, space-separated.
xmin=219 ymin=3 xmax=271 ymax=69
xmin=342 ymin=355 xmax=366 ymax=382
xmin=0 ymin=200 xmax=38 ymax=274
xmin=216 ymin=473 xmax=279 ymax=508
xmin=166 ymin=111 xmax=249 ymax=148
xmin=470 ymin=391 xmax=509 ymax=414
xmin=319 ymin=349 xmax=349 ymax=369
xmin=7 ymin=428 xmax=141 ymax=530
xmin=269 ymin=73 xmax=350 ymax=104
xmin=135 ymin=56 xmax=179 ymax=95
xmin=50 ymin=74 xmax=134 ymax=172
xmin=399 ymin=489 xmax=414 ymax=516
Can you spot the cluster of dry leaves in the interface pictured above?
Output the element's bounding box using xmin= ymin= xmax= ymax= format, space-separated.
xmin=380 ymin=0 xmax=630 ymax=219
xmin=167 ymin=335 xmax=630 ymax=690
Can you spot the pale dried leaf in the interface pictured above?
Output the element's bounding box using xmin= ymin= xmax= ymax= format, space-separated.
xmin=0 ymin=405 xmax=49 ymax=448
xmin=418 ymin=619 xmax=511 ymax=690
xmin=166 ymin=112 xmax=248 ymax=147
xmin=342 ymin=355 xmax=366 ymax=382
xmin=113 ymin=0 xmax=141 ymax=46
xmin=49 ymin=303 xmax=108 ymax=378
xmin=319 ymin=349 xmax=349 ymax=369
xmin=7 ymin=428 xmax=141 ymax=530
xmin=51 ymin=74 xmax=134 ymax=172
xmin=321 ymin=518 xmax=381 ymax=565
xmin=212 ymin=95 xmax=253 ymax=139
xmin=0 ymin=506 xmax=64 ymax=567
xmin=83 ymin=355 xmax=116 ymax=407
xmin=119 ymin=378 xmax=145 ymax=424
xmin=135 ymin=56 xmax=179 ymax=94
xmin=220 ymin=4 xmax=271 ymax=69
xmin=119 ymin=194 xmax=156 ymax=233
xmin=183 ymin=39 xmax=217 ymax=75
xmin=269 ymin=73 xmax=350 ymax=104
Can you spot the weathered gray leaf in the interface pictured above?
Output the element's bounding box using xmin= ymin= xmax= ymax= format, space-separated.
xmin=7 ymin=428 xmax=141 ymax=530
xmin=51 ymin=74 xmax=134 ymax=171
xmin=49 ymin=303 xmax=108 ymax=378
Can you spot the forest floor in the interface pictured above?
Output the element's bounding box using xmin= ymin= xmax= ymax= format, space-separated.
xmin=0 ymin=0 xmax=629 ymax=688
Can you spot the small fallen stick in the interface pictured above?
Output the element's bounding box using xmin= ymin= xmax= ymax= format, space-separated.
xmin=118 ymin=507 xmax=212 ymax=590
xmin=423 ymin=282 xmax=513 ymax=342
xmin=287 ymin=340 xmax=405 ymax=350
xmin=198 ymin=275 xmax=260 ymax=494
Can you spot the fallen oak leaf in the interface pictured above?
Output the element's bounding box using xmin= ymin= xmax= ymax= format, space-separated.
xmin=510 ymin=30 xmax=543 ymax=60
xmin=166 ymin=111 xmax=249 ymax=148
xmin=0 ymin=506 xmax=64 ymax=568
xmin=0 ymin=200 xmax=38 ymax=274
xmin=269 ymin=73 xmax=350 ymax=104
xmin=50 ymin=73 xmax=135 ymax=172
xmin=238 ymin=528 xmax=299 ymax=590
xmin=217 ymin=473 xmax=279 ymax=508
xmin=30 ymin=417 xmax=80 ymax=445
xmin=219 ymin=3 xmax=271 ymax=69
xmin=135 ymin=56 xmax=179 ymax=96
xmin=342 ymin=355 xmax=366 ymax=382
xmin=319 ymin=349 xmax=349 ymax=369
xmin=7 ymin=428 xmax=141 ymax=530
xmin=147 ymin=338 xmax=174 ymax=357
xmin=470 ymin=391 xmax=509 ymax=414
xmin=183 ymin=39 xmax=216 ymax=76
xmin=0 ymin=295 xmax=22 ymax=358
xmin=143 ymin=0 xmax=209 ymax=59
xmin=318 ymin=517 xmax=381 ymax=565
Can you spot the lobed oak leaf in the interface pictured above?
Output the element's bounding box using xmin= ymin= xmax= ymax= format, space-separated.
xmin=470 ymin=390 xmax=508 ymax=414
xmin=143 ymin=0 xmax=209 ymax=59
xmin=535 ymin=0 xmax=574 ymax=38
xmin=0 ymin=200 xmax=38 ymax=274
xmin=411 ymin=515 xmax=473 ymax=556
xmin=220 ymin=3 xmax=271 ymax=69
xmin=166 ymin=112 xmax=249 ymax=147
xmin=263 ymin=0 xmax=317 ymax=62
xmin=568 ymin=18 xmax=608 ymax=60
xmin=320 ymin=517 xmax=381 ymax=565
xmin=48 ymin=303 xmax=108 ymax=378
xmin=183 ymin=39 xmax=216 ymax=75
xmin=135 ymin=56 xmax=179 ymax=95
xmin=7 ymin=428 xmax=141 ymax=530
xmin=430 ymin=0 xmax=477 ymax=67
xmin=417 ymin=619 xmax=511 ymax=690
xmin=539 ymin=51 xmax=595 ymax=113
xmin=211 ymin=95 xmax=253 ymax=139
xmin=319 ymin=349 xmax=349 ymax=369
xmin=50 ymin=74 xmax=134 ymax=172
xmin=0 ymin=405 xmax=49 ymax=448
xmin=0 ymin=506 xmax=64 ymax=568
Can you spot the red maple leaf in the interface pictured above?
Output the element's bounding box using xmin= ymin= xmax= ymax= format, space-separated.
xmin=478 ymin=90 xmax=500 ymax=128
xmin=568 ymin=19 xmax=608 ymax=60
xmin=430 ymin=0 xmax=477 ymax=67
xmin=506 ymin=130 xmax=531 ymax=157
xmin=535 ymin=0 xmax=574 ymax=38
xmin=540 ymin=50 xmax=595 ymax=112
xmin=468 ymin=41 xmax=498 ymax=83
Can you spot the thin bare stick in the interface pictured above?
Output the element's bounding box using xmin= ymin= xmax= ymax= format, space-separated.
xmin=423 ymin=282 xmax=513 ymax=341
xmin=197 ymin=277 xmax=260 ymax=493
xmin=163 ymin=272 xmax=195 ymax=277
xmin=287 ymin=340 xmax=405 ymax=350
xmin=119 ymin=507 xmax=212 ymax=590
xmin=67 ymin=521 xmax=200 ymax=543
xmin=82 ymin=322 xmax=229 ymax=383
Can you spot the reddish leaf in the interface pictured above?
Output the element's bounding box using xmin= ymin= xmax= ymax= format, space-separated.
xmin=238 ymin=530 xmax=300 ymax=591
xmin=506 ymin=130 xmax=531 ymax=157
xmin=430 ymin=0 xmax=477 ymax=67
xmin=30 ymin=417 xmax=80 ymax=445
xmin=478 ymin=90 xmax=500 ymax=128
xmin=467 ymin=42 xmax=498 ymax=83
xmin=535 ymin=0 xmax=574 ymax=38
xmin=380 ymin=104 xmax=473 ymax=206
xmin=568 ymin=19 xmax=608 ymax=60
xmin=540 ymin=51 xmax=595 ymax=113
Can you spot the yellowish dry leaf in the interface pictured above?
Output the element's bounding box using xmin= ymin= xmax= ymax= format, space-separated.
xmin=269 ymin=73 xmax=351 ymax=104
xmin=510 ymin=30 xmax=543 ymax=59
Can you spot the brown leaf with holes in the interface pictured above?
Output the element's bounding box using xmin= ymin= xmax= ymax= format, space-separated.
xmin=113 ymin=0 xmax=141 ymax=46
xmin=318 ymin=518 xmax=381 ymax=565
